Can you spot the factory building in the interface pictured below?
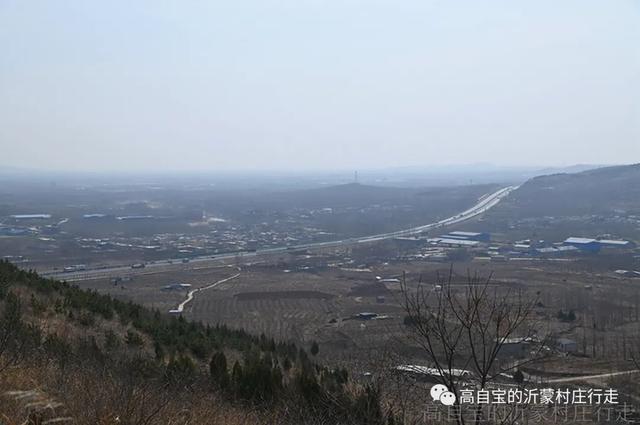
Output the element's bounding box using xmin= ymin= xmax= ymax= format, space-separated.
xmin=562 ymin=237 xmax=601 ymax=253
xmin=161 ymin=283 xmax=192 ymax=291
xmin=0 ymin=226 xmax=32 ymax=236
xmin=443 ymin=231 xmax=491 ymax=242
xmin=83 ymin=214 xmax=108 ymax=219
xmin=598 ymin=239 xmax=636 ymax=249
xmin=428 ymin=230 xmax=489 ymax=248
xmin=562 ymin=237 xmax=636 ymax=253
xmin=534 ymin=246 xmax=579 ymax=257
xmin=498 ymin=337 xmax=534 ymax=359
xmin=556 ymin=338 xmax=578 ymax=354
xmin=394 ymin=365 xmax=472 ymax=380
xmin=427 ymin=238 xmax=480 ymax=248
xmin=10 ymin=214 xmax=52 ymax=220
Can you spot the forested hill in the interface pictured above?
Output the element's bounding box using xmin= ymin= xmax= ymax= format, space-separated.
xmin=0 ymin=260 xmax=391 ymax=425
xmin=489 ymin=163 xmax=640 ymax=218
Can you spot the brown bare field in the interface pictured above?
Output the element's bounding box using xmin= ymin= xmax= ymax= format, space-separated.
xmin=234 ymin=290 xmax=335 ymax=300
xmin=78 ymin=264 xmax=237 ymax=312
xmin=74 ymin=255 xmax=640 ymax=375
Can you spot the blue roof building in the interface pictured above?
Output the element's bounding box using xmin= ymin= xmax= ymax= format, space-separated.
xmin=563 ymin=237 xmax=601 ymax=253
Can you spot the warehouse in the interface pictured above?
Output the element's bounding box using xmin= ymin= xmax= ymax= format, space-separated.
xmin=10 ymin=214 xmax=52 ymax=220
xmin=499 ymin=337 xmax=534 ymax=359
xmin=598 ymin=239 xmax=636 ymax=249
xmin=161 ymin=283 xmax=192 ymax=291
xmin=534 ymin=245 xmax=579 ymax=256
xmin=441 ymin=231 xmax=490 ymax=242
xmin=427 ymin=238 xmax=480 ymax=248
xmin=562 ymin=237 xmax=601 ymax=253
xmin=557 ymin=338 xmax=578 ymax=354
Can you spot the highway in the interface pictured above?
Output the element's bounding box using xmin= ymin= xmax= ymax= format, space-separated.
xmin=41 ymin=185 xmax=517 ymax=282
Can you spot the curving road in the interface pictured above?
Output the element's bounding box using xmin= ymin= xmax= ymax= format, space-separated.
xmin=43 ymin=185 xmax=517 ymax=282
xmin=169 ymin=270 xmax=241 ymax=314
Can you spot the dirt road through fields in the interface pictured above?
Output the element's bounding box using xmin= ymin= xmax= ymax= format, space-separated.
xmin=171 ymin=268 xmax=241 ymax=313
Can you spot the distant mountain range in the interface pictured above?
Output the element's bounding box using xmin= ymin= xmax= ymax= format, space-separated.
xmin=0 ymin=163 xmax=612 ymax=189
xmin=360 ymin=164 xmax=611 ymax=187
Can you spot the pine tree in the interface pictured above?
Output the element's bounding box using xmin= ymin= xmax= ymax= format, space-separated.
xmin=154 ymin=340 xmax=164 ymax=360
xmin=310 ymin=341 xmax=319 ymax=356
xmin=209 ymin=351 xmax=230 ymax=389
xmin=513 ymin=369 xmax=524 ymax=384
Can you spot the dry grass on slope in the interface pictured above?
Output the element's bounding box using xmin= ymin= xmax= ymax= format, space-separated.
xmin=0 ymin=359 xmax=366 ymax=425
xmin=0 ymin=361 xmax=282 ymax=425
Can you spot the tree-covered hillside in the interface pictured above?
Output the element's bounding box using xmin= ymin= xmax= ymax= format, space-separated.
xmin=0 ymin=260 xmax=392 ymax=425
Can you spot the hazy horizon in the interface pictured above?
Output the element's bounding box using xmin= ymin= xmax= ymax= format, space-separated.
xmin=2 ymin=1 xmax=638 ymax=172
xmin=0 ymin=162 xmax=625 ymax=176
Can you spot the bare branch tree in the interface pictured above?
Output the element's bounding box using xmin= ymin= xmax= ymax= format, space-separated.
xmin=400 ymin=268 xmax=549 ymax=425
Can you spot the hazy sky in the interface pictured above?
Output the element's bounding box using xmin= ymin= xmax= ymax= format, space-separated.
xmin=1 ymin=1 xmax=639 ymax=172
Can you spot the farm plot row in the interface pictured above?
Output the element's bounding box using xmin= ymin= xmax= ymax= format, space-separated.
xmin=188 ymin=295 xmax=340 ymax=341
